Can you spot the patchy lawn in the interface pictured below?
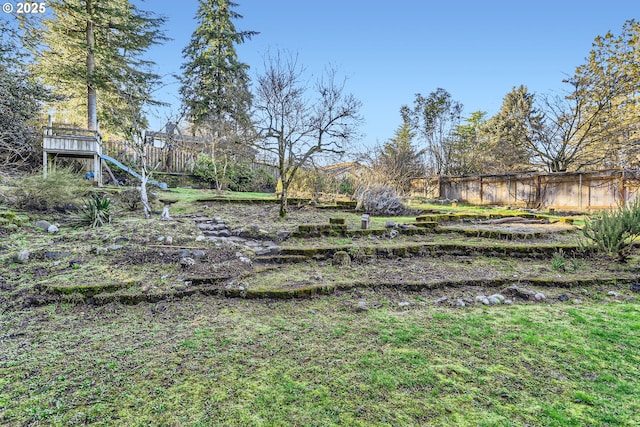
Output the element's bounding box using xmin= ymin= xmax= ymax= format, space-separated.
xmin=1 ymin=195 xmax=639 ymax=425
xmin=1 ymin=293 xmax=639 ymax=426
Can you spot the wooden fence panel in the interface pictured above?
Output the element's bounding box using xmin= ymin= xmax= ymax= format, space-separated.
xmin=414 ymin=169 xmax=640 ymax=211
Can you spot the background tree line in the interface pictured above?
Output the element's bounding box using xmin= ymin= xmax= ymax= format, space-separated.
xmin=1 ymin=2 xmax=638 ymax=210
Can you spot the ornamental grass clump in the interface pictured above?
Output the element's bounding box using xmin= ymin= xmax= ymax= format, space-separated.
xmin=582 ymin=198 xmax=640 ymax=262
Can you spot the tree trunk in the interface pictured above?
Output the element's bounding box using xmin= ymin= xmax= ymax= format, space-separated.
xmin=140 ymin=170 xmax=151 ymax=219
xmin=139 ymin=144 xmax=151 ymax=219
xmin=86 ymin=0 xmax=97 ymax=131
xmin=279 ymin=186 xmax=287 ymax=217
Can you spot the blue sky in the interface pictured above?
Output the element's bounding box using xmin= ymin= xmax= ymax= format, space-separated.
xmin=145 ymin=0 xmax=638 ymax=145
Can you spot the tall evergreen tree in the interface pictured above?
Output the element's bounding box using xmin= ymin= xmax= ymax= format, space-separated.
xmin=31 ymin=0 xmax=166 ymax=132
xmin=400 ymin=88 xmax=463 ymax=176
xmin=180 ymin=0 xmax=257 ymax=132
xmin=483 ymin=86 xmax=537 ymax=171
xmin=450 ymin=111 xmax=490 ymax=175
xmin=373 ymin=121 xmax=425 ymax=194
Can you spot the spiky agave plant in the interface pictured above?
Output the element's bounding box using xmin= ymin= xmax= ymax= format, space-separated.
xmin=75 ymin=194 xmax=112 ymax=228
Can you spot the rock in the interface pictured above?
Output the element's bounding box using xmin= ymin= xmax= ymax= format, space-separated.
xmin=534 ymin=292 xmax=546 ymax=301
xmin=398 ymin=301 xmax=412 ymax=307
xmin=558 ymin=294 xmax=569 ymax=302
xmin=488 ymin=295 xmax=502 ymax=305
xmin=503 ymin=299 xmax=513 ymax=305
xmin=218 ymin=230 xmax=231 ymax=237
xmin=607 ymin=291 xmax=621 ymax=297
xmin=573 ymin=299 xmax=582 ymax=305
xmin=106 ymin=244 xmax=123 ymax=251
xmin=332 ymin=251 xmax=351 ymax=266
xmin=195 ymin=235 xmax=206 ymax=242
xmin=435 ymin=296 xmax=448 ymax=304
xmin=14 ymin=250 xmax=30 ymax=264
xmin=47 ymin=224 xmax=59 ymax=233
xmin=354 ymin=301 xmax=369 ymax=312
xmin=389 ymin=229 xmax=399 ymax=239
xmin=475 ymin=295 xmax=489 ymax=305
xmin=34 ymin=220 xmax=51 ymax=230
xmin=192 ymin=250 xmax=206 ymax=259
xmin=502 ymin=286 xmax=536 ymax=300
xmin=179 ymin=257 xmax=195 ymax=269
xmin=176 ymin=249 xmax=192 ymax=258
xmin=276 ymin=231 xmax=291 ymax=242
xmin=489 ymin=294 xmax=505 ymax=302
xmin=385 ymin=221 xmax=397 ymax=228
xmin=45 ymin=251 xmax=71 ymax=260
xmin=157 ymin=236 xmax=165 ymax=242
xmin=456 ymin=299 xmax=466 ymax=307
xmin=631 ymin=284 xmax=640 ymax=293
xmin=238 ymin=256 xmax=252 ymax=265
xmin=165 ymin=236 xmax=173 ymax=245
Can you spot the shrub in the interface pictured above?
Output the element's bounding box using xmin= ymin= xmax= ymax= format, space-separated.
xmin=194 ymin=154 xmax=276 ymax=193
xmin=288 ymin=168 xmax=352 ymax=199
xmin=193 ymin=154 xmax=228 ymax=189
xmin=73 ymin=194 xmax=112 ymax=228
xmin=118 ymin=188 xmax=158 ymax=211
xmin=227 ymin=163 xmax=255 ymax=192
xmin=354 ymin=185 xmax=406 ymax=216
xmin=250 ymin=167 xmax=276 ymax=193
xmin=12 ymin=166 xmax=92 ymax=212
xmin=582 ymin=199 xmax=640 ymax=262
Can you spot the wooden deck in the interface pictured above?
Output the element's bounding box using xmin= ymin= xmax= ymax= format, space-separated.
xmin=43 ymin=126 xmax=103 ymax=184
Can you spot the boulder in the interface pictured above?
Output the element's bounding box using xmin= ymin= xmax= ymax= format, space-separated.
xmin=332 ymin=250 xmax=351 ymax=266
xmin=14 ymin=250 xmax=30 ymax=264
xmin=34 ymin=220 xmax=51 ymax=230
xmin=534 ymin=292 xmax=546 ymax=301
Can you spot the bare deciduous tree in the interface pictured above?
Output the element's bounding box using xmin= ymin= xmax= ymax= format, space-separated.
xmin=252 ymin=51 xmax=362 ymax=216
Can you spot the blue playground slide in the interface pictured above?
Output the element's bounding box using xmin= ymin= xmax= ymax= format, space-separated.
xmin=100 ymin=154 xmax=168 ymax=189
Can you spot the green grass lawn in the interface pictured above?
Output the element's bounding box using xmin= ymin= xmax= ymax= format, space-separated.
xmin=1 ymin=295 xmax=638 ymax=426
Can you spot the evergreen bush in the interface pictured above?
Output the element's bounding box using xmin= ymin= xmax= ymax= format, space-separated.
xmin=582 ymin=199 xmax=640 ymax=261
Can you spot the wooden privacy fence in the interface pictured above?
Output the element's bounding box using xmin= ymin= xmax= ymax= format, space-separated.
xmin=102 ymin=139 xmax=279 ymax=179
xmin=411 ymin=170 xmax=640 ymax=211
xmin=103 ymin=139 xmax=199 ymax=173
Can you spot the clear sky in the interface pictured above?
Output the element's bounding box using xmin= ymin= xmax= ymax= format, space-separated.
xmin=145 ymin=0 xmax=638 ymax=146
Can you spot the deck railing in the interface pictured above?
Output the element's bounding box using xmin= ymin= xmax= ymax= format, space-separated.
xmin=42 ymin=126 xmax=102 ymax=155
